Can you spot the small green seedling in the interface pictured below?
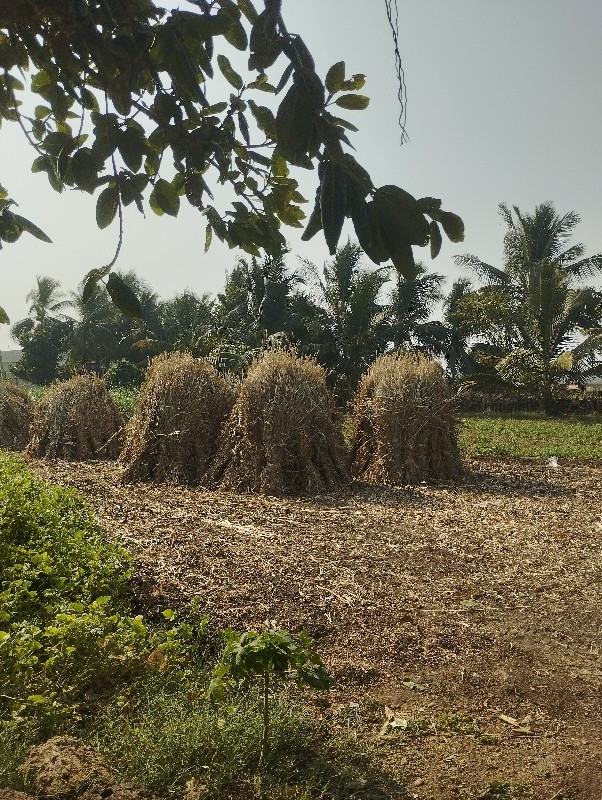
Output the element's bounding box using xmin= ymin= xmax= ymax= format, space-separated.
xmin=209 ymin=627 xmax=333 ymax=768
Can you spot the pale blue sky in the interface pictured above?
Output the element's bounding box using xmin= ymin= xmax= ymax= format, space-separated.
xmin=2 ymin=0 xmax=602 ymax=350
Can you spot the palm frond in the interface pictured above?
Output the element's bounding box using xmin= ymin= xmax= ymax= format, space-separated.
xmin=562 ymin=253 xmax=602 ymax=280
xmin=556 ymin=243 xmax=585 ymax=267
xmin=453 ymin=254 xmax=509 ymax=284
xmin=498 ymin=202 xmax=514 ymax=229
xmin=443 ymin=278 xmax=473 ymax=316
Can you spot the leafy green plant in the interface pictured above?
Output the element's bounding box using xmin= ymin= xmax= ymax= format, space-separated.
xmin=210 ymin=627 xmax=333 ymax=767
xmin=0 ymin=453 xmax=202 ymax=731
xmin=108 ymin=386 xmax=140 ymax=416
xmin=89 ymin=674 xmax=400 ymax=800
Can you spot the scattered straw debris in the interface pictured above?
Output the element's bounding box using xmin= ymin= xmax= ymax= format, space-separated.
xmin=26 ymin=375 xmax=123 ymax=460
xmin=205 ymin=350 xmax=349 ymax=495
xmin=0 ymin=382 xmax=32 ymax=451
xmin=350 ymin=352 xmax=462 ymax=485
xmin=120 ymin=352 xmax=235 ymax=485
xmin=28 ymin=455 xmax=602 ymax=800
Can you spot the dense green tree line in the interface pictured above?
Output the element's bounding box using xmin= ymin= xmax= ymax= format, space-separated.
xmin=12 ymin=203 xmax=602 ymax=411
xmin=11 ymin=202 xmax=602 ymax=413
xmin=10 ymin=241 xmax=452 ymax=400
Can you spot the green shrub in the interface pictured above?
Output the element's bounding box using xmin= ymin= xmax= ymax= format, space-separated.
xmin=0 ymin=454 xmax=198 ymax=729
xmin=104 ymin=359 xmax=145 ymax=389
xmin=0 ymin=454 xmax=403 ymax=800
xmin=0 ymin=454 xmax=129 ymax=622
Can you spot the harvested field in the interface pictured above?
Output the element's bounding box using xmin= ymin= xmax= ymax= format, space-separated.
xmin=28 ymin=455 xmax=602 ymax=800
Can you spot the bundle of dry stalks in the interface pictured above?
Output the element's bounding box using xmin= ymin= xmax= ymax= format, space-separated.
xmin=350 ymin=352 xmax=462 ymax=485
xmin=0 ymin=382 xmax=33 ymax=450
xmin=26 ymin=375 xmax=123 ymax=460
xmin=120 ymin=352 xmax=235 ymax=485
xmin=206 ymin=350 xmax=349 ymax=495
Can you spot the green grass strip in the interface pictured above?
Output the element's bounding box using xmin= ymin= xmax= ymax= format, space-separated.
xmin=459 ymin=412 xmax=602 ymax=459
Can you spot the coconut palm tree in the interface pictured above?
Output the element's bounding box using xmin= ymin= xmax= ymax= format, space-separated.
xmin=67 ymin=281 xmax=120 ymax=373
xmin=25 ymin=276 xmax=71 ymax=325
xmin=158 ymin=291 xmax=216 ymax=357
xmin=442 ymin=278 xmax=479 ymax=381
xmin=302 ymin=241 xmax=390 ymax=399
xmin=454 ymin=202 xmax=602 ymax=412
xmin=68 ymin=271 xmax=162 ymax=373
xmin=9 ymin=276 xmax=73 ymax=384
xmin=387 ymin=262 xmax=446 ymax=353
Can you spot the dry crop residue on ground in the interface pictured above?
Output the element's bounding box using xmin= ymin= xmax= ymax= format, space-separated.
xmin=30 ymin=456 xmax=602 ymax=800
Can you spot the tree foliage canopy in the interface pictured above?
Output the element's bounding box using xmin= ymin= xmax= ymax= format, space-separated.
xmin=0 ymin=0 xmax=463 ymax=322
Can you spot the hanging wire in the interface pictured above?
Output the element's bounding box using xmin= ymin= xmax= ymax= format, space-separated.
xmin=384 ymin=0 xmax=410 ymax=144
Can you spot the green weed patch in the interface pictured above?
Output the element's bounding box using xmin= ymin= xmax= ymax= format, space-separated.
xmin=459 ymin=413 xmax=602 ymax=459
xmin=0 ymin=454 xmax=198 ymax=732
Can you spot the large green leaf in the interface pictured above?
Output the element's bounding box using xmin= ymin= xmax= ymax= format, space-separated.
xmin=118 ymin=127 xmax=146 ymax=173
xmin=326 ymin=114 xmax=359 ymax=133
xmin=277 ymin=203 xmax=305 ymax=228
xmin=417 ymin=196 xmax=442 ymax=215
xmin=42 ymin=131 xmax=74 ymax=156
xmin=334 ymin=94 xmax=370 ymax=111
xmin=249 ymin=9 xmax=281 ymax=71
xmin=275 ymin=83 xmax=316 ymax=166
xmin=351 ymin=198 xmax=389 ymax=265
xmin=96 ymin=186 xmax=119 ymax=229
xmin=150 ymin=179 xmax=180 ymax=217
xmin=34 ymin=105 xmax=51 ymax=120
xmin=223 ymin=13 xmax=248 ymax=51
xmin=0 ymin=211 xmax=22 ymax=243
xmin=106 ymin=273 xmax=144 ymax=319
xmin=340 ymin=74 xmax=366 ymax=91
xmin=325 ymin=61 xmax=345 ymax=93
xmin=80 ymin=87 xmax=99 ymax=111
xmin=438 ymin=210 xmax=465 ymax=243
xmin=372 ymin=185 xmax=429 ymax=247
xmin=389 ymin=241 xmax=418 ymax=281
xmin=204 ymin=224 xmax=213 ymax=253
xmin=301 ymin=191 xmax=322 ymax=242
xmin=237 ymin=111 xmax=250 ymax=144
xmin=0 ymin=306 xmax=9 ymax=324
xmin=12 ymin=213 xmax=53 ymax=243
xmin=372 ymin=186 xmax=426 ymax=279
xmin=429 ymin=219 xmax=442 ymax=259
xmin=339 ymin=153 xmax=372 ymax=196
xmin=248 ymin=100 xmax=277 ymax=139
xmin=31 ymin=70 xmax=51 ymax=91
xmin=320 ymin=161 xmax=347 ymax=255
xmin=217 ymin=54 xmax=244 ymax=90
xmin=160 ymin=27 xmax=207 ymax=105
xmin=237 ymin=0 xmax=259 ymax=23
xmin=71 ymin=147 xmax=98 ymax=192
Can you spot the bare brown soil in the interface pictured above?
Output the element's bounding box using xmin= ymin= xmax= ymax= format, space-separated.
xmin=29 ymin=456 xmax=602 ymax=800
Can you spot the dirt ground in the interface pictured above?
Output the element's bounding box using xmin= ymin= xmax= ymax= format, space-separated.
xmin=29 ymin=455 xmax=602 ymax=800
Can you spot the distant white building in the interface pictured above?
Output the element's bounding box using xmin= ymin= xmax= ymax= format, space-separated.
xmin=0 ymin=349 xmax=22 ymax=381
